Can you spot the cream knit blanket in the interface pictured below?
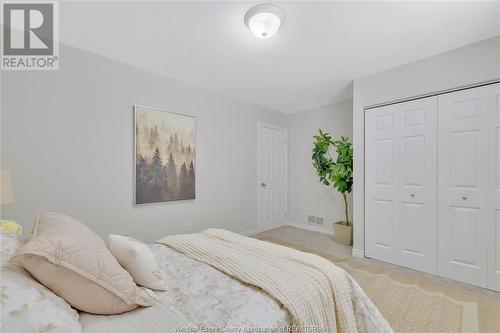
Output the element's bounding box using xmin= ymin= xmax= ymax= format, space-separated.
xmin=157 ymin=229 xmax=392 ymax=333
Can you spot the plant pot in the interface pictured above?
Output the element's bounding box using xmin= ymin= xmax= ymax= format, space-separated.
xmin=333 ymin=221 xmax=352 ymax=246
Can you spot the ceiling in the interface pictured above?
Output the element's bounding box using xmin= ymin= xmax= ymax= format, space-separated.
xmin=60 ymin=1 xmax=500 ymax=113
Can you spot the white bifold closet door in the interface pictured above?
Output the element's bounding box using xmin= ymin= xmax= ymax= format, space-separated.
xmin=437 ymin=86 xmax=490 ymax=288
xmin=488 ymin=83 xmax=500 ymax=291
xmin=365 ymin=97 xmax=437 ymax=274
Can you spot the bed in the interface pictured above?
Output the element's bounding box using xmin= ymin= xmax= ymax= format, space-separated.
xmin=80 ymin=244 xmax=290 ymax=333
xmin=80 ymin=229 xmax=392 ymax=333
xmin=2 ymin=219 xmax=391 ymax=333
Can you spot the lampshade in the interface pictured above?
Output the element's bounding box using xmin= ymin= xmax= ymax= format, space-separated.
xmin=0 ymin=169 xmax=14 ymax=205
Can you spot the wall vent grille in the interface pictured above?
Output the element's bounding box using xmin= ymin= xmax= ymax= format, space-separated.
xmin=307 ymin=215 xmax=324 ymax=226
xmin=315 ymin=216 xmax=324 ymax=226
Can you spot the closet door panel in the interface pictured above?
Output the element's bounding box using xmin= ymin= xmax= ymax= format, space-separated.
xmin=489 ymin=83 xmax=500 ymax=291
xmin=400 ymin=202 xmax=425 ymax=255
xmin=396 ymin=98 xmax=437 ymax=274
xmin=365 ymin=97 xmax=437 ymax=273
xmin=438 ymin=86 xmax=489 ymax=288
xmin=365 ymin=109 xmax=397 ymax=264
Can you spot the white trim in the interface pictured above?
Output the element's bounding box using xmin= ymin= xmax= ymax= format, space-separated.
xmin=239 ymin=223 xmax=284 ymax=237
xmin=352 ymin=248 xmax=365 ymax=258
xmin=241 ymin=220 xmax=335 ymax=237
xmin=257 ymin=123 xmax=288 ymax=231
xmin=286 ymin=220 xmax=333 ymax=235
xmin=257 ymin=122 xmax=288 ymax=133
xmin=364 ymin=79 xmax=500 ymax=111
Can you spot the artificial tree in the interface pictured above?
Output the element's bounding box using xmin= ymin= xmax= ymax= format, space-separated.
xmin=312 ymin=129 xmax=353 ymax=243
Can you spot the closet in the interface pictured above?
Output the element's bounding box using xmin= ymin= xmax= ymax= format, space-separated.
xmin=365 ymin=82 xmax=500 ymax=291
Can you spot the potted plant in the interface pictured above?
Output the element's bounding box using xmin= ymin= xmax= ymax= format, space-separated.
xmin=312 ymin=129 xmax=353 ymax=246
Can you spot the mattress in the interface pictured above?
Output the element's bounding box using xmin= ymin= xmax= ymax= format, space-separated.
xmin=79 ymin=244 xmax=290 ymax=332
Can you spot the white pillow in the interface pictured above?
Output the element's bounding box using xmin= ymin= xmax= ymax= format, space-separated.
xmin=1 ymin=262 xmax=82 ymax=333
xmin=108 ymin=234 xmax=167 ymax=291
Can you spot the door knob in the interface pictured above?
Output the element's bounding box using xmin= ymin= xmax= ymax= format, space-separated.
xmin=261 ymin=183 xmax=267 ymax=187
xmin=410 ymin=194 xmax=415 ymax=198
xmin=462 ymin=196 xmax=467 ymax=200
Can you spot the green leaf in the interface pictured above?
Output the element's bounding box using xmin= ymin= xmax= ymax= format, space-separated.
xmin=312 ymin=130 xmax=353 ymax=221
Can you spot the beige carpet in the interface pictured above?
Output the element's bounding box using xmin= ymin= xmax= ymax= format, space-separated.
xmin=257 ymin=235 xmax=500 ymax=333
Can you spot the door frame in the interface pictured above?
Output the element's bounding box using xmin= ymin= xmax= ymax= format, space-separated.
xmin=257 ymin=122 xmax=288 ymax=233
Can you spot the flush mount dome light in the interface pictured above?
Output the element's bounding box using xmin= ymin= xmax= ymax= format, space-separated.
xmin=245 ymin=4 xmax=284 ymax=39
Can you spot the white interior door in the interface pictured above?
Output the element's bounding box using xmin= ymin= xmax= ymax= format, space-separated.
xmin=365 ymin=97 xmax=437 ymax=274
xmin=258 ymin=124 xmax=287 ymax=231
xmin=438 ymin=86 xmax=489 ymax=288
xmin=488 ymin=83 xmax=500 ymax=291
xmin=396 ymin=98 xmax=437 ymax=274
xmin=365 ymin=106 xmax=398 ymax=264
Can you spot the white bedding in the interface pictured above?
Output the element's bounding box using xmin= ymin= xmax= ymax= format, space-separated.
xmin=80 ymin=244 xmax=290 ymax=332
xmin=158 ymin=229 xmax=391 ymax=333
xmin=81 ymin=237 xmax=390 ymax=333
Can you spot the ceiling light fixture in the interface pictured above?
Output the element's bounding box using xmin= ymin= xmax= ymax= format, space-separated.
xmin=245 ymin=4 xmax=284 ymax=39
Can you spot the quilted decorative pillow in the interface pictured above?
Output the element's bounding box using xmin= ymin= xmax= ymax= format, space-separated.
xmin=1 ymin=257 xmax=81 ymax=333
xmin=108 ymin=234 xmax=167 ymax=291
xmin=17 ymin=212 xmax=154 ymax=314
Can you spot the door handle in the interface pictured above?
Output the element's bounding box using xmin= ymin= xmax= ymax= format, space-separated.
xmin=410 ymin=193 xmax=415 ymax=198
xmin=261 ymin=183 xmax=267 ymax=187
xmin=461 ymin=196 xmax=467 ymax=201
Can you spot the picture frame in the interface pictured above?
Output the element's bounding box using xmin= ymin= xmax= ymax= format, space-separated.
xmin=134 ymin=105 xmax=196 ymax=205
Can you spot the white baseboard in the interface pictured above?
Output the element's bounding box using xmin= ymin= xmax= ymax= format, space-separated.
xmin=239 ymin=223 xmax=285 ymax=237
xmin=352 ymin=248 xmax=364 ymax=258
xmin=285 ymin=220 xmax=334 ymax=235
xmin=240 ymin=221 xmax=337 ymax=237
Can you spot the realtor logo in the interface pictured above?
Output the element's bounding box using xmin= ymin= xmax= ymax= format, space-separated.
xmin=1 ymin=2 xmax=59 ymax=70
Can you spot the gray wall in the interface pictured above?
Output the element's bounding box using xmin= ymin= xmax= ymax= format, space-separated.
xmin=1 ymin=44 xmax=286 ymax=242
xmin=352 ymin=36 xmax=500 ymax=254
xmin=7 ymin=35 xmax=496 ymax=248
xmin=287 ymin=100 xmax=353 ymax=234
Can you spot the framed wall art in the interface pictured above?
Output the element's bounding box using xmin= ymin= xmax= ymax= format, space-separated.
xmin=134 ymin=105 xmax=196 ymax=204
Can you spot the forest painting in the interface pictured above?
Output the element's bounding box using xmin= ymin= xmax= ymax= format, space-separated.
xmin=135 ymin=105 xmax=196 ymax=204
